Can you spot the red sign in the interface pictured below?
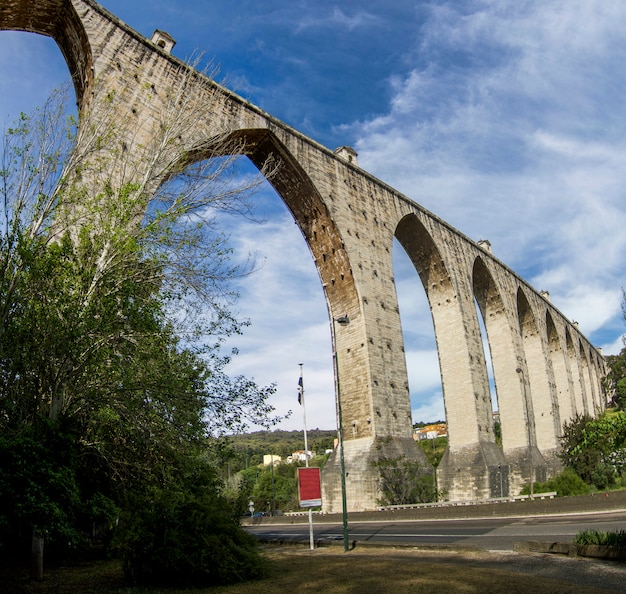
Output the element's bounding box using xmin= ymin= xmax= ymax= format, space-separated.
xmin=297 ymin=467 xmax=322 ymax=507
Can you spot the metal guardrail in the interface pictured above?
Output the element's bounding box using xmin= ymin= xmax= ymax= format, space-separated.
xmin=280 ymin=492 xmax=558 ymax=516
xmin=377 ymin=492 xmax=557 ymax=511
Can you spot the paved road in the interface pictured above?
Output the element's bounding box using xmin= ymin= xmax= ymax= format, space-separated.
xmin=247 ymin=492 xmax=626 ymax=551
xmin=245 ymin=510 xmax=626 ymax=550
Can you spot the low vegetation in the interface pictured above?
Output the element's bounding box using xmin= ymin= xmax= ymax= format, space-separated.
xmin=519 ymin=469 xmax=591 ymax=497
xmin=418 ymin=435 xmax=448 ymax=468
xmin=575 ymin=529 xmax=626 ymax=548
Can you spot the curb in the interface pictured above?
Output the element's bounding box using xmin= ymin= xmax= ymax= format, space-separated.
xmin=257 ymin=537 xmax=483 ymax=553
xmin=515 ymin=541 xmax=626 ymax=562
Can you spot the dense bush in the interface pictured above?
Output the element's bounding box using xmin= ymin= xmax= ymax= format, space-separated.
xmin=559 ymin=411 xmax=626 ymax=489
xmin=115 ymin=487 xmax=267 ymax=587
xmin=519 ymin=469 xmax=591 ymax=497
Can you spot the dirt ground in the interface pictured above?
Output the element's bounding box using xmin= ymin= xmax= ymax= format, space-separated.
xmin=3 ymin=544 xmax=626 ymax=593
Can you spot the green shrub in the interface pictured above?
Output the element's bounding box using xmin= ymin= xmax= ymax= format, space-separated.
xmin=114 ymin=487 xmax=267 ymax=587
xmin=575 ymin=529 xmax=626 ymax=548
xmin=520 ymin=469 xmax=591 ymax=497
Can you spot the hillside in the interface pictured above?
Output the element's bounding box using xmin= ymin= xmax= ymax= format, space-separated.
xmin=227 ymin=429 xmax=336 ymax=467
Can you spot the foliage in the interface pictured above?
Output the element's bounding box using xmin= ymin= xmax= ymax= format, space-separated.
xmin=615 ymin=377 xmax=626 ymax=409
xmin=114 ymin=479 xmax=266 ymax=587
xmin=494 ymin=420 xmax=502 ymax=447
xmin=605 ymin=292 xmax=626 ymax=407
xmin=251 ymin=463 xmax=299 ymax=513
xmin=606 ymin=347 xmax=626 ymax=408
xmin=0 ymin=79 xmax=281 ymax=584
xmin=519 ymin=469 xmax=591 ymax=497
xmin=227 ymin=429 xmax=336 ymax=470
xmin=0 ymin=421 xmax=83 ymax=555
xmin=418 ymin=436 xmax=448 ymax=468
xmin=412 ymin=419 xmax=445 ymax=428
xmin=575 ymin=529 xmax=626 ymax=548
xmin=373 ymin=438 xmax=438 ymax=507
xmin=559 ymin=411 xmax=626 ymax=489
xmin=375 ymin=456 xmax=438 ymax=506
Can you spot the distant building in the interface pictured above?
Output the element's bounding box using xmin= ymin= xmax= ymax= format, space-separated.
xmin=413 ymin=423 xmax=447 ymax=441
xmin=287 ymin=450 xmax=316 ymax=463
xmin=263 ymin=454 xmax=281 ymax=466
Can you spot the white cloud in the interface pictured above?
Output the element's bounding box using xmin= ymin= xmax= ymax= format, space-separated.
xmin=351 ymin=0 xmax=626 ymax=361
xmin=412 ymin=390 xmax=445 ymax=424
xmin=216 ymin=193 xmax=336 ymax=431
xmin=602 ymin=334 xmax=625 ymax=356
xmin=549 ymin=286 xmax=622 ymax=336
xmin=405 ymin=349 xmax=441 ymax=394
xmin=295 ymin=7 xmax=380 ymax=33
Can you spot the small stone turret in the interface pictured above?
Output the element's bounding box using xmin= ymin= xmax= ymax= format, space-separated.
xmin=334 ymin=146 xmax=358 ymax=166
xmin=150 ymin=30 xmax=176 ymax=53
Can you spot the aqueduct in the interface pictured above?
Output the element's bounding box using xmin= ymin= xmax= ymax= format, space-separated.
xmin=1 ymin=0 xmax=606 ymax=511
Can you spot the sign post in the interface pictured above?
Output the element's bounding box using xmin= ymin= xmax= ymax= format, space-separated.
xmin=298 ymin=467 xmax=322 ymax=508
xmin=297 ymin=364 xmax=319 ymax=549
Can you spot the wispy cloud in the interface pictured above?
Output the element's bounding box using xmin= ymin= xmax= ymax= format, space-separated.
xmin=295 ymin=7 xmax=381 ymax=33
xmin=351 ymin=1 xmax=626 ymax=358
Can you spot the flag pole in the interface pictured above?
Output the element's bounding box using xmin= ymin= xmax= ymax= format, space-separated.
xmin=299 ymin=363 xmax=310 ymax=466
xmin=299 ymin=363 xmax=315 ymax=550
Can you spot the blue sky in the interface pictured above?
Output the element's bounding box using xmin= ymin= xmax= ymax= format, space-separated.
xmin=1 ymin=1 xmax=625 ymax=432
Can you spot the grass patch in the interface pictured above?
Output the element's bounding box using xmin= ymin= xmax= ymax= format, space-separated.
xmin=575 ymin=529 xmax=626 ymax=548
xmin=0 ymin=546 xmax=606 ymax=594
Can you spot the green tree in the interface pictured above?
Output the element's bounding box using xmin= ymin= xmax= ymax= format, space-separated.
xmin=418 ymin=436 xmax=448 ymax=468
xmin=373 ymin=438 xmax=438 ymax=506
xmin=519 ymin=469 xmax=591 ymax=497
xmin=375 ymin=455 xmax=438 ymax=506
xmin=0 ymin=422 xmax=83 ymax=560
xmin=0 ymin=75 xmax=280 ymax=585
xmin=252 ymin=464 xmax=298 ymax=512
xmin=113 ymin=447 xmax=266 ymax=587
xmin=559 ymin=411 xmax=626 ymax=489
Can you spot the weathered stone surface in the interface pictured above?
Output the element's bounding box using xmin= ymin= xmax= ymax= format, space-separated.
xmin=0 ymin=0 xmax=606 ymax=511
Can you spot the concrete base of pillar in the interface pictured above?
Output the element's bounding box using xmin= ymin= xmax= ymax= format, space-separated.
xmin=321 ymin=435 xmax=431 ymax=513
xmin=505 ymin=446 xmax=550 ymax=496
xmin=436 ymin=442 xmax=508 ymax=501
xmin=541 ymin=447 xmax=563 ymax=477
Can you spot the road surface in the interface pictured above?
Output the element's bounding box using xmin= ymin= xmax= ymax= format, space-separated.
xmin=245 ymin=510 xmax=626 ymax=550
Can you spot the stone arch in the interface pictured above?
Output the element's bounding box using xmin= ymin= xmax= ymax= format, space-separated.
xmin=396 ymin=215 xmax=504 ymax=500
xmin=186 ymin=128 xmax=362 ymax=326
xmin=472 ymin=256 xmax=525 ymax=496
xmin=517 ymin=289 xmax=560 ymax=468
xmin=397 ymin=215 xmax=479 ymax=447
xmin=0 ymin=0 xmax=93 ymax=110
xmin=546 ymin=312 xmax=574 ymax=429
xmin=565 ymin=330 xmax=585 ymax=416
xmin=589 ymin=352 xmax=606 ymax=410
xmin=585 ymin=347 xmax=602 ymax=413
xmin=579 ymin=344 xmax=596 ymax=415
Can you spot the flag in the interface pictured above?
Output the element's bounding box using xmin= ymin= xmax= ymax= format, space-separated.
xmin=297 ymin=375 xmax=303 ymax=405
